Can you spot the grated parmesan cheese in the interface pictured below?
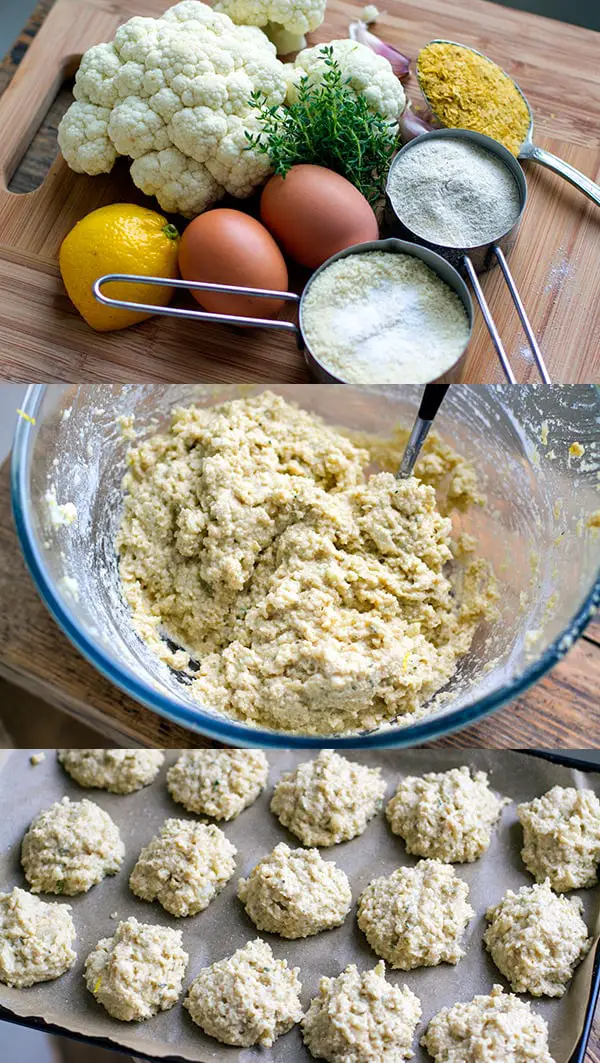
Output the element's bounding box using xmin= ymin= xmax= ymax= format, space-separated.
xmin=301 ymin=252 xmax=470 ymax=384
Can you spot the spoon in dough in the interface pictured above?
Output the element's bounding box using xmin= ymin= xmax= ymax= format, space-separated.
xmin=417 ymin=40 xmax=600 ymax=209
xmin=397 ymin=385 xmax=449 ymax=478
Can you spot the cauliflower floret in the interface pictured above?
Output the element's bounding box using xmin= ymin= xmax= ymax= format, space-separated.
xmin=215 ymin=0 xmax=327 ymax=53
xmin=130 ymin=147 xmax=222 ymax=218
xmin=287 ymin=38 xmax=406 ymax=123
xmin=58 ymin=0 xmax=288 ymax=216
xmin=73 ymin=43 xmax=121 ymax=108
xmin=57 ymin=100 xmax=117 ymax=174
xmin=205 ymin=114 xmax=273 ymax=197
xmin=108 ymin=97 xmax=171 ymax=157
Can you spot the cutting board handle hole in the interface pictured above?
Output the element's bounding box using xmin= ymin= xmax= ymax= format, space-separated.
xmin=7 ymin=62 xmax=77 ymax=196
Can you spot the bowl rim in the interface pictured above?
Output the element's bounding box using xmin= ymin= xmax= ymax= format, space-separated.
xmin=10 ymin=383 xmax=600 ymax=748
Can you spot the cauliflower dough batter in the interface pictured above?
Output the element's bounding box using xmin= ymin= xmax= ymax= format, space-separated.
xmin=21 ymin=797 xmax=124 ymax=895
xmin=421 ymin=984 xmax=555 ymax=1063
xmin=386 ymin=766 xmax=508 ymax=863
xmin=484 ymin=880 xmax=591 ymax=997
xmin=167 ymin=749 xmax=268 ymax=819
xmin=129 ymin=818 xmax=237 ymax=917
xmin=302 ymin=960 xmax=422 ymax=1063
xmin=270 ymin=750 xmax=386 ymax=846
xmin=517 ymin=786 xmax=600 ymax=892
xmin=184 ymin=938 xmax=303 ymax=1047
xmin=357 ymin=859 xmax=474 ymax=970
xmin=117 ymin=392 xmax=495 ymax=736
xmin=58 ymin=749 xmax=164 ymax=793
xmin=238 ymin=842 xmax=352 ymax=938
xmin=0 ymin=887 xmax=76 ymax=988
xmin=84 ymin=916 xmax=188 ymax=1022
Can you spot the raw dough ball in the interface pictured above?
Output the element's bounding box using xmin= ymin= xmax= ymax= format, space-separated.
xmin=238 ymin=842 xmax=352 ymax=938
xmin=0 ymin=887 xmax=76 ymax=988
xmin=167 ymin=749 xmax=268 ymax=820
xmin=129 ymin=818 xmax=237 ymax=917
xmin=21 ymin=797 xmax=125 ymax=895
xmin=421 ymin=984 xmax=555 ymax=1063
xmin=484 ymin=880 xmax=591 ymax=997
xmin=184 ymin=938 xmax=303 ymax=1047
xmin=386 ymin=766 xmax=508 ymax=863
xmin=58 ymin=749 xmax=164 ymax=793
xmin=517 ymin=786 xmax=600 ymax=891
xmin=84 ymin=916 xmax=188 ymax=1022
xmin=271 ymin=751 xmax=386 ymax=846
xmin=357 ymin=859 xmax=473 ymax=970
xmin=302 ymin=960 xmax=422 ymax=1062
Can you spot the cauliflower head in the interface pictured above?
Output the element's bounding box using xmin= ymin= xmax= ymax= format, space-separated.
xmin=58 ymin=1 xmax=287 ymax=217
xmin=214 ymin=0 xmax=327 ymax=54
xmin=286 ymin=38 xmax=406 ymax=124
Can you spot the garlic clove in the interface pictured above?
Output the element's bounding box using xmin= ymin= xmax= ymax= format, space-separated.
xmin=349 ymin=20 xmax=411 ymax=80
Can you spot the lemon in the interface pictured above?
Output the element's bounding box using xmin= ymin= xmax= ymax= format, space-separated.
xmin=59 ymin=204 xmax=180 ymax=332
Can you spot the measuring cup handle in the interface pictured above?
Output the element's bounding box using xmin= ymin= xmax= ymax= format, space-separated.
xmin=462 ymin=256 xmax=517 ymax=383
xmin=93 ymin=274 xmax=302 ymax=337
xmin=521 ymin=144 xmax=600 ymax=208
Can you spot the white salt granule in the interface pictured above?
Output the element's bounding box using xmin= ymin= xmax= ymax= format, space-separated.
xmin=301 ymin=251 xmax=470 ymax=384
xmin=388 ymin=139 xmax=521 ymax=248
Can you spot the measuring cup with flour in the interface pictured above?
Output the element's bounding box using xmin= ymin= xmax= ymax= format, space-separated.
xmin=93 ymin=238 xmax=474 ymax=385
xmin=386 ymin=128 xmax=549 ymax=383
xmin=418 ymin=40 xmax=600 ymax=210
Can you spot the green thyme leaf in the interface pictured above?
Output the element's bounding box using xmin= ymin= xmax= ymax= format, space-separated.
xmin=246 ymin=47 xmax=397 ymax=205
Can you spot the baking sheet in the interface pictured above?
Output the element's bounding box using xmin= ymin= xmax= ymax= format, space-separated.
xmin=0 ymin=749 xmax=598 ymax=1063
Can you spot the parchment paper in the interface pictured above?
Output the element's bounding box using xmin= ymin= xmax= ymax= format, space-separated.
xmin=0 ymin=750 xmax=598 ymax=1063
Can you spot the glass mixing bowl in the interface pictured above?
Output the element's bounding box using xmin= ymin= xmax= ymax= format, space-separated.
xmin=10 ymin=384 xmax=600 ymax=748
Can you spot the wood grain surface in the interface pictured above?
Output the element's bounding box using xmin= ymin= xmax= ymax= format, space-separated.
xmin=0 ymin=0 xmax=599 ymax=384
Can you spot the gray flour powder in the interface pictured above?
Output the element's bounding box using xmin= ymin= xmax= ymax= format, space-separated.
xmin=388 ymin=139 xmax=522 ymax=248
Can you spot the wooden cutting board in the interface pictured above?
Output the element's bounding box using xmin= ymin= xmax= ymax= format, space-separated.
xmin=0 ymin=0 xmax=599 ymax=384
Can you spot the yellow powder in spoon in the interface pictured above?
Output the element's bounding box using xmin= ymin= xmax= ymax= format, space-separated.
xmin=417 ymin=42 xmax=531 ymax=155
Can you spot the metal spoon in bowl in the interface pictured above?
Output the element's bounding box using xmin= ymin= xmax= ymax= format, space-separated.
xmin=397 ymin=384 xmax=449 ymax=478
xmin=417 ymin=40 xmax=600 ymax=209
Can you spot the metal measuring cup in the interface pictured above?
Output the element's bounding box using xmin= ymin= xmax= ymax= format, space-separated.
xmin=419 ymin=40 xmax=600 ymax=209
xmin=93 ymin=237 xmax=474 ymax=384
xmin=385 ymin=128 xmax=550 ymax=383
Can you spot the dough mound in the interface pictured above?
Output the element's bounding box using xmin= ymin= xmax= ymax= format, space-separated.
xmin=421 ymin=984 xmax=555 ymax=1063
xmin=271 ymin=750 xmax=386 ymax=847
xmin=238 ymin=842 xmax=352 ymax=938
xmin=129 ymin=818 xmax=237 ymax=917
xmin=0 ymin=887 xmax=76 ymax=988
xmin=21 ymin=797 xmax=124 ymax=895
xmin=517 ymin=786 xmax=600 ymax=892
xmin=484 ymin=880 xmax=591 ymax=997
xmin=84 ymin=917 xmax=188 ymax=1022
xmin=357 ymin=859 xmax=473 ymax=970
xmin=117 ymin=392 xmax=494 ymax=737
xmin=184 ymin=938 xmax=303 ymax=1047
xmin=386 ymin=766 xmax=507 ymax=863
xmin=302 ymin=960 xmax=422 ymax=1063
xmin=58 ymin=749 xmax=164 ymax=793
xmin=167 ymin=749 xmax=268 ymax=820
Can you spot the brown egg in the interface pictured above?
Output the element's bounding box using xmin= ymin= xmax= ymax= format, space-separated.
xmin=178 ymin=209 xmax=288 ymax=318
xmin=260 ymin=165 xmax=379 ymax=269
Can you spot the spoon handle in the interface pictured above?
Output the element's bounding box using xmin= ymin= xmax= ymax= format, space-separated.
xmin=397 ymin=385 xmax=449 ymax=479
xmin=521 ymin=143 xmax=600 ymax=208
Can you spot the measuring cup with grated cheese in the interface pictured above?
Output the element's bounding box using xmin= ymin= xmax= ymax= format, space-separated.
xmin=300 ymin=249 xmax=472 ymax=384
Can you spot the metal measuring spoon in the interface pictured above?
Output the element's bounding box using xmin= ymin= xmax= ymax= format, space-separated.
xmin=397 ymin=384 xmax=449 ymax=478
xmin=417 ymin=40 xmax=600 ymax=209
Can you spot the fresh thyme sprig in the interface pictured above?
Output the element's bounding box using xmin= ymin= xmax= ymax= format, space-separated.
xmin=245 ymin=47 xmax=397 ymax=205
